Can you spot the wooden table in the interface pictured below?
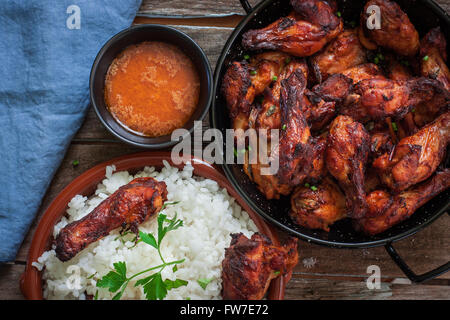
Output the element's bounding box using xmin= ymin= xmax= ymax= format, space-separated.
xmin=1 ymin=0 xmax=449 ymax=300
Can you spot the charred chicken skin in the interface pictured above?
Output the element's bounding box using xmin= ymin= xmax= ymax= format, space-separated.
xmin=326 ymin=115 xmax=370 ymax=219
xmin=55 ymin=177 xmax=168 ymax=262
xmin=373 ymin=112 xmax=450 ymax=193
xmin=355 ymin=169 xmax=450 ymax=235
xmin=361 ymin=0 xmax=419 ymax=56
xmin=221 ymin=52 xmax=289 ymax=131
xmin=243 ymin=140 xmax=293 ymax=200
xmin=276 ymin=69 xmax=313 ymax=186
xmin=255 ymin=59 xmax=309 ymax=137
xmin=221 ymin=233 xmax=298 ymax=300
xmin=290 ymin=176 xmax=346 ymax=231
xmin=352 ymin=77 xmax=449 ymax=121
xmin=420 ymin=27 xmax=449 ymax=90
xmin=242 ymin=0 xmax=342 ymax=57
xmin=310 ymin=29 xmax=367 ymax=83
xmin=414 ymin=27 xmax=450 ymax=127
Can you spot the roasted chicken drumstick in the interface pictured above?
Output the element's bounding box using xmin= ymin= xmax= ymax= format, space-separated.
xmin=361 ymin=0 xmax=419 ymax=56
xmin=276 ymin=69 xmax=314 ymax=186
xmin=222 ymin=233 xmax=298 ymax=300
xmin=55 ymin=177 xmax=168 ymax=262
xmin=326 ymin=115 xmax=370 ymax=219
xmin=242 ymin=0 xmax=342 ymax=57
xmin=373 ymin=112 xmax=450 ymax=193
xmin=290 ymin=176 xmax=347 ymax=231
xmin=355 ymin=169 xmax=450 ymax=235
xmin=352 ymin=77 xmax=449 ymax=121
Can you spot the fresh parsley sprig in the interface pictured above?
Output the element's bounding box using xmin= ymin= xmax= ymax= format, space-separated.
xmin=96 ymin=212 xmax=187 ymax=300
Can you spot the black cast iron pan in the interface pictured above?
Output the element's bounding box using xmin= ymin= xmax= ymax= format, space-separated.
xmin=210 ymin=0 xmax=450 ymax=283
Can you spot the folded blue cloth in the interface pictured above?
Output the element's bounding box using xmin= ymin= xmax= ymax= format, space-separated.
xmin=0 ymin=0 xmax=142 ymax=262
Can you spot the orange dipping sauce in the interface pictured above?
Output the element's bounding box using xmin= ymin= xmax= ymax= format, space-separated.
xmin=104 ymin=41 xmax=200 ymax=137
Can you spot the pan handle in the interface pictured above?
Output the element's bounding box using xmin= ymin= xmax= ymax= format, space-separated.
xmin=239 ymin=0 xmax=253 ymax=14
xmin=385 ymin=242 xmax=450 ymax=283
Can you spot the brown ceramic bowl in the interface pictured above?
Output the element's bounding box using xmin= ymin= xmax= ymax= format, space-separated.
xmin=20 ymin=151 xmax=289 ymax=300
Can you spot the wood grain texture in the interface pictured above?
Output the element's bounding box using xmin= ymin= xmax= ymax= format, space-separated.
xmin=138 ymin=0 xmax=260 ymax=17
xmin=3 ymin=0 xmax=450 ymax=300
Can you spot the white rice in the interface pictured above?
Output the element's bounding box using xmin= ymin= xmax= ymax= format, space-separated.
xmin=33 ymin=161 xmax=258 ymax=300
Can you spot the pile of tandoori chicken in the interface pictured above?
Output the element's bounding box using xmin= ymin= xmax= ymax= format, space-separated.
xmin=221 ymin=0 xmax=450 ymax=235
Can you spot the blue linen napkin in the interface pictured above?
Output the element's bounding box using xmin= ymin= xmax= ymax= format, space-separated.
xmin=0 ymin=0 xmax=142 ymax=262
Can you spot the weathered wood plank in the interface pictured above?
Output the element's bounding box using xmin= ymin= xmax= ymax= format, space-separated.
xmin=0 ymin=264 xmax=25 ymax=300
xmin=284 ymin=277 xmax=450 ymax=300
xmin=138 ymin=0 xmax=260 ymax=17
xmin=3 ymin=262 xmax=449 ymax=300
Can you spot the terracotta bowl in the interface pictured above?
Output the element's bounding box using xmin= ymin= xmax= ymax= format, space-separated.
xmin=20 ymin=151 xmax=289 ymax=300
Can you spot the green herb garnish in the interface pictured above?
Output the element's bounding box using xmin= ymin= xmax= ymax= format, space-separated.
xmin=272 ymin=76 xmax=278 ymax=81
xmin=337 ymin=11 xmax=341 ymax=17
xmin=285 ymin=57 xmax=291 ymax=64
xmin=423 ymin=55 xmax=429 ymax=61
xmin=72 ymin=160 xmax=79 ymax=167
xmin=391 ymin=122 xmax=398 ymax=132
xmin=373 ymin=56 xmax=380 ymax=64
xmin=282 ymin=124 xmax=287 ymax=130
xmin=266 ymin=105 xmax=276 ymax=117
xmin=161 ymin=201 xmax=180 ymax=210
xmin=310 ymin=186 xmax=318 ymax=191
xmin=197 ymin=278 xmax=214 ymax=290
xmin=411 ymin=108 xmax=416 ymax=113
xmin=87 ymin=272 xmax=97 ymax=280
xmin=96 ymin=213 xmax=187 ymax=300
xmin=273 ymin=271 xmax=281 ymax=276
xmin=304 ymin=183 xmax=310 ymax=188
xmin=94 ymin=290 xmax=99 ymax=300
xmin=250 ymin=70 xmax=257 ymax=75
xmin=244 ymin=54 xmax=250 ymax=60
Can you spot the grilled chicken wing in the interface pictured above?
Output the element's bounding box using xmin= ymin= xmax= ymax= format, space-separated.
xmin=242 ymin=0 xmax=342 ymax=57
xmin=300 ymin=74 xmax=353 ymax=131
xmin=310 ymin=29 xmax=367 ymax=83
xmin=370 ymin=131 xmax=394 ymax=160
xmin=221 ymin=52 xmax=289 ymax=130
xmin=414 ymin=28 xmax=450 ymax=127
xmin=361 ymin=0 xmax=419 ymax=56
xmin=373 ymin=111 xmax=450 ymax=193
xmin=275 ymin=69 xmax=313 ymax=186
xmin=243 ymin=141 xmax=293 ymax=200
xmin=222 ymin=233 xmax=298 ymax=300
xmin=326 ymin=115 xmax=370 ymax=218
xmin=420 ymin=27 xmax=449 ymax=90
xmin=338 ymin=64 xmax=385 ymax=123
xmin=290 ymin=176 xmax=346 ymax=231
xmin=55 ymin=177 xmax=168 ymax=262
xmin=341 ymin=63 xmax=385 ymax=84
xmin=255 ymin=59 xmax=309 ymax=137
xmin=355 ymin=169 xmax=450 ymax=235
xmin=352 ymin=77 xmax=449 ymax=121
